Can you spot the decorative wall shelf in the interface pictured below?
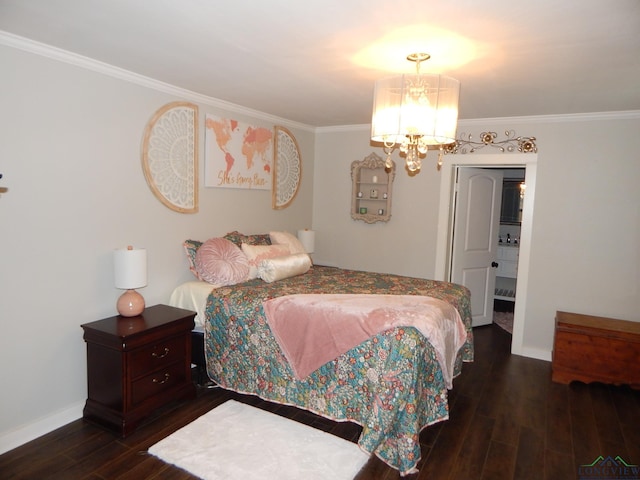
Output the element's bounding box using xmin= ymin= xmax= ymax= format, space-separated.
xmin=351 ymin=153 xmax=395 ymax=223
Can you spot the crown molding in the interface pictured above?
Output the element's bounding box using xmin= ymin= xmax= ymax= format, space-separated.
xmin=3 ymin=30 xmax=638 ymax=135
xmin=315 ymin=110 xmax=640 ymax=134
xmin=458 ymin=110 xmax=640 ymax=125
xmin=315 ymin=124 xmax=371 ymax=134
xmin=0 ymin=30 xmax=314 ymax=133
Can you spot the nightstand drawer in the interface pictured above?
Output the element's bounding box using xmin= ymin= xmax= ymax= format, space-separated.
xmin=130 ymin=336 xmax=186 ymax=378
xmin=131 ymin=361 xmax=187 ymax=406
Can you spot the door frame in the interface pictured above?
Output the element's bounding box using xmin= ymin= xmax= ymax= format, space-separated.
xmin=434 ymin=153 xmax=538 ymax=356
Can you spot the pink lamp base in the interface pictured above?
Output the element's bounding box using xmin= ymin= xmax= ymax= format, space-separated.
xmin=117 ymin=289 xmax=145 ymax=317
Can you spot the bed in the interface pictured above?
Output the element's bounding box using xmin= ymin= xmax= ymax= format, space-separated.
xmin=169 ymin=232 xmax=473 ymax=475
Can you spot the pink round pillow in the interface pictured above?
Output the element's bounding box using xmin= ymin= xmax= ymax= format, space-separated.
xmin=195 ymin=237 xmax=250 ymax=285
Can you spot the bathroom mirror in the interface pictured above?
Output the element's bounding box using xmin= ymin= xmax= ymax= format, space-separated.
xmin=500 ymin=179 xmax=525 ymax=224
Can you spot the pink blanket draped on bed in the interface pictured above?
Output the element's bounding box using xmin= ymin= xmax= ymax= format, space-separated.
xmin=262 ymin=294 xmax=467 ymax=387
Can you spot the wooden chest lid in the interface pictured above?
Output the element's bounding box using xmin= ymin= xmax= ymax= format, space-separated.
xmin=556 ymin=310 xmax=640 ymax=338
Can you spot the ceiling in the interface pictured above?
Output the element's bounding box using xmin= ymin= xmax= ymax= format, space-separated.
xmin=1 ymin=0 xmax=639 ymax=128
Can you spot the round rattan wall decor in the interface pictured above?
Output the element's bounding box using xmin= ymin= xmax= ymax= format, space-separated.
xmin=272 ymin=126 xmax=301 ymax=210
xmin=142 ymin=102 xmax=198 ymax=213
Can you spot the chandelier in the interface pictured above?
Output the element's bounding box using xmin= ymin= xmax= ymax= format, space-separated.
xmin=371 ymin=53 xmax=460 ymax=172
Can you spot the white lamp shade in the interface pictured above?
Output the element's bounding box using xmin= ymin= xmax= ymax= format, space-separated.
xmin=114 ymin=247 xmax=147 ymax=290
xmin=297 ymin=229 xmax=315 ymax=254
xmin=371 ymin=73 xmax=460 ymax=145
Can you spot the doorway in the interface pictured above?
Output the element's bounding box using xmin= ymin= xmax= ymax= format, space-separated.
xmin=434 ymin=154 xmax=537 ymax=356
xmin=450 ymin=167 xmax=504 ymax=327
xmin=493 ymin=168 xmax=526 ymax=333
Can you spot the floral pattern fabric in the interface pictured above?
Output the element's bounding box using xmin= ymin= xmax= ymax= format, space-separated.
xmin=223 ymin=230 xmax=272 ymax=247
xmin=203 ymin=266 xmax=473 ymax=475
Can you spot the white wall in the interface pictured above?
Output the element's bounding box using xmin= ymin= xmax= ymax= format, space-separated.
xmin=312 ymin=114 xmax=640 ymax=361
xmin=312 ymin=127 xmax=444 ymax=278
xmin=2 ymin=37 xmax=639 ymax=455
xmin=0 ymin=43 xmax=314 ymax=452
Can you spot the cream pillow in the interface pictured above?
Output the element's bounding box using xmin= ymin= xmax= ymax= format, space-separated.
xmin=269 ymin=231 xmax=308 ymax=255
xmin=241 ymin=243 xmax=290 ymax=279
xmin=258 ymin=253 xmax=312 ymax=283
xmin=195 ymin=237 xmax=250 ymax=285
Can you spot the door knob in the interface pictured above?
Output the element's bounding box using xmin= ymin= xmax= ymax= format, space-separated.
xmin=491 ymin=261 xmax=499 ymax=268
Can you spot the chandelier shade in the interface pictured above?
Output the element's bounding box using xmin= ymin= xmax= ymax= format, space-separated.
xmin=371 ymin=73 xmax=460 ymax=145
xmin=371 ymin=54 xmax=460 ymax=172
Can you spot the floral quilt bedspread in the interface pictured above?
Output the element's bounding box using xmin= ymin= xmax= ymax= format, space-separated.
xmin=203 ymin=265 xmax=473 ymax=475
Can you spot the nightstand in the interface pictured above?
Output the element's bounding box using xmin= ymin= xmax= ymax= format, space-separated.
xmin=81 ymin=304 xmax=197 ymax=436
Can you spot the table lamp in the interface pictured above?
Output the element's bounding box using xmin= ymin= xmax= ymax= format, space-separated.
xmin=114 ymin=245 xmax=147 ymax=317
xmin=297 ymin=229 xmax=315 ymax=254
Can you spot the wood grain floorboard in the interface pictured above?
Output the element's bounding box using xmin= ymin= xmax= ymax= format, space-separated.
xmin=480 ymin=440 xmax=517 ymax=480
xmin=1 ymin=324 xmax=639 ymax=479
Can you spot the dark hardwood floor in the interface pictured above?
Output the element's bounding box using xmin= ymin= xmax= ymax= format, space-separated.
xmin=2 ymin=324 xmax=639 ymax=479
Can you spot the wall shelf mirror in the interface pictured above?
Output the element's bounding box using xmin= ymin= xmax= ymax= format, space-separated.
xmin=351 ymin=153 xmax=395 ymax=223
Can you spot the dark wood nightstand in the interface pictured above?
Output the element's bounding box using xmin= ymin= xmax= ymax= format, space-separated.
xmin=81 ymin=304 xmax=197 ymax=436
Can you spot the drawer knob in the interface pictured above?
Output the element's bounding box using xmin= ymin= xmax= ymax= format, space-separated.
xmin=151 ymin=347 xmax=170 ymax=359
xmin=491 ymin=261 xmax=499 ymax=268
xmin=152 ymin=373 xmax=170 ymax=384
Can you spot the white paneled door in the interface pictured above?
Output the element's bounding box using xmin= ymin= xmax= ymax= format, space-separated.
xmin=451 ymin=168 xmax=503 ymax=326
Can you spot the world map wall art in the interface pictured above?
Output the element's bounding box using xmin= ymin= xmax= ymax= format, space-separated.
xmin=204 ymin=114 xmax=273 ymax=190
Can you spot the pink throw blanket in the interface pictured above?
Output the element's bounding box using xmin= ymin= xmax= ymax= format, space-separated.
xmin=262 ymin=294 xmax=467 ymax=387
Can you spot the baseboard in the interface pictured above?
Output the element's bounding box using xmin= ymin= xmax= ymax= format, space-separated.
xmin=518 ymin=346 xmax=552 ymax=362
xmin=0 ymin=401 xmax=84 ymax=455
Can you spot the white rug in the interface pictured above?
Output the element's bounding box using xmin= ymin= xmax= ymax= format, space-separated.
xmin=149 ymin=400 xmax=370 ymax=480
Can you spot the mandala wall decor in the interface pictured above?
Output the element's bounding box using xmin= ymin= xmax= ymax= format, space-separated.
xmin=142 ymin=102 xmax=198 ymax=213
xmin=272 ymin=126 xmax=302 ymax=210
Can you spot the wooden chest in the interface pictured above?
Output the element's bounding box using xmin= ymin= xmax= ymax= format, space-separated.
xmin=552 ymin=311 xmax=640 ymax=389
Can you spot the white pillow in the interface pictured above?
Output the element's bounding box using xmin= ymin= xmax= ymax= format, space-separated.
xmin=241 ymin=243 xmax=290 ymax=279
xmin=269 ymin=231 xmax=308 ymax=255
xmin=258 ymin=253 xmax=312 ymax=283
